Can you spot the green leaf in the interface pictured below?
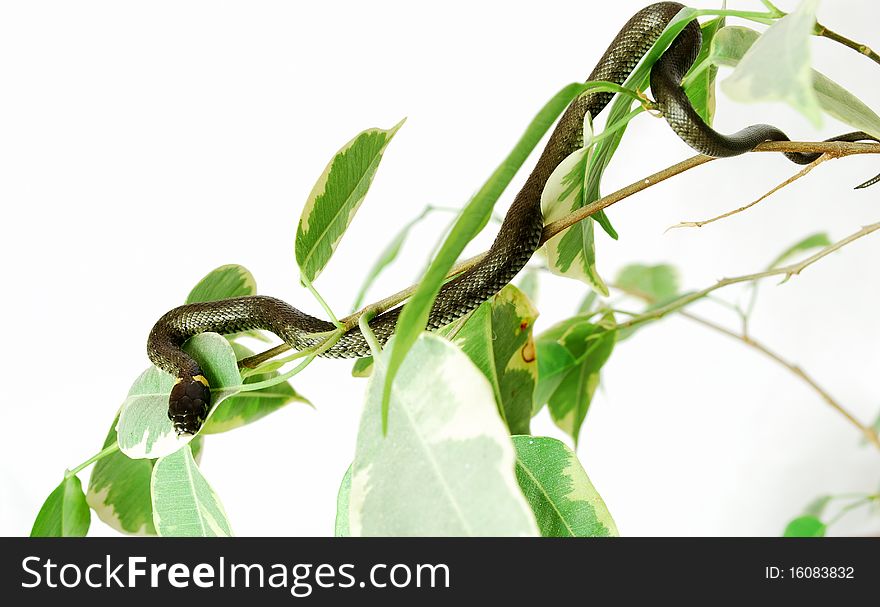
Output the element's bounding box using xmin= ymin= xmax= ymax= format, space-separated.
xmin=512 ymin=436 xmax=617 ymax=537
xmin=186 ymin=264 xmax=257 ymax=304
xmin=450 ymin=285 xmax=538 ymax=434
xmin=804 ymin=495 xmax=832 ymax=518
xmin=151 ymin=444 xmax=232 ymax=537
xmin=517 ymin=268 xmax=540 ymax=304
xmin=351 ymin=356 xmax=374 ymax=378
xmin=201 ymin=343 xmax=310 ymax=434
xmin=31 ymin=475 xmax=91 ymax=537
xmin=351 ymin=333 xmax=538 ymax=536
xmin=721 ymin=0 xmax=823 ymax=127
xmin=812 ymin=71 xmax=880 ymax=140
xmin=296 ymin=120 xmax=404 ymax=283
xmin=541 ymin=144 xmax=609 ymax=295
xmin=334 ymin=465 xmax=352 ymax=537
xmin=535 ymin=316 xmax=616 ymax=444
xmin=352 ymin=213 xmax=422 ymax=311
xmin=382 ymin=82 xmax=594 ymax=430
xmin=87 ymin=417 xmax=203 ymax=536
xmin=708 ymin=25 xmax=759 ymax=67
xmin=576 ymin=291 xmax=599 ymax=315
xmin=616 ymin=263 xmax=680 ymax=303
xmin=583 ymin=6 xmax=699 ymax=239
xmin=783 ymin=515 xmax=826 ymax=537
xmin=767 ymin=232 xmax=831 ymax=269
xmin=541 ymin=114 xmax=611 ymax=296
xmin=683 ymin=16 xmax=726 ymax=126
xmin=87 ymin=418 xmax=156 ymax=535
xmin=116 ymin=333 xmax=242 ymax=459
xmin=712 ymin=25 xmax=880 ymax=139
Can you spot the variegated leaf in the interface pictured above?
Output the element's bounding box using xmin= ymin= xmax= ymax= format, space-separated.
xmin=151 ymin=444 xmax=232 ymax=537
xmin=350 ymin=334 xmax=538 ymax=536
xmin=296 ymin=120 xmax=405 ymax=283
xmin=712 ymin=25 xmax=880 ymax=139
xmin=186 ymin=264 xmax=257 ymax=304
xmin=540 ymin=117 xmax=609 ymax=296
xmin=535 ymin=316 xmax=616 ymax=444
xmin=87 ymin=419 xmax=203 ymax=536
xmin=450 ymin=285 xmax=538 ymax=434
xmin=116 ymin=333 xmax=241 ymax=459
xmin=513 ymin=436 xmax=618 ymax=537
xmin=721 ymin=0 xmax=823 ymax=126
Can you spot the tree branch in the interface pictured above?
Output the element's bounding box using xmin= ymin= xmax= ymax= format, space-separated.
xmin=679 ymin=311 xmax=880 ymax=451
xmin=610 ymin=282 xmax=880 ymax=451
xmin=240 ymin=140 xmax=879 ymax=368
xmin=612 ymin=222 xmax=880 ymax=333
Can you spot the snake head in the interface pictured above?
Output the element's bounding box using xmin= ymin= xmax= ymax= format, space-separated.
xmin=168 ymin=374 xmax=211 ymax=436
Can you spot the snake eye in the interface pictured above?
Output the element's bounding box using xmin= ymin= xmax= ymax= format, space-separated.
xmin=168 ymin=375 xmax=211 ymax=436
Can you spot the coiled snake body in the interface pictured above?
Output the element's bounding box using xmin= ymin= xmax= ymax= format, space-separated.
xmin=148 ymin=2 xmax=875 ymax=435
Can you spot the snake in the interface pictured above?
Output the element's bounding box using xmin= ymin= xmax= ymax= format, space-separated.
xmin=147 ymin=2 xmax=878 ymax=435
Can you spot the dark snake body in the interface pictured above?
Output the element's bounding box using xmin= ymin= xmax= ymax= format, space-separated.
xmin=148 ymin=2 xmax=876 ymax=435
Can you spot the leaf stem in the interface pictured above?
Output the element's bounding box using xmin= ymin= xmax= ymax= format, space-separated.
xmin=236 ymin=331 xmax=343 ymax=392
xmin=358 ymin=310 xmax=383 ymax=360
xmin=679 ymin=311 xmax=880 ymax=451
xmin=608 ymin=223 xmax=880 ymax=451
xmin=66 ymin=442 xmax=119 ymax=478
xmin=301 ymin=274 xmax=343 ymax=329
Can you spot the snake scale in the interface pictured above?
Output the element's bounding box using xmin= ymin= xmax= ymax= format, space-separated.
xmin=148 ymin=2 xmax=877 ymax=435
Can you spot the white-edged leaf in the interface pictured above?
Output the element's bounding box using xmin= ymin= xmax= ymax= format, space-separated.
xmin=116 ymin=333 xmax=241 ymax=459
xmin=350 ymin=334 xmax=539 ymax=536
xmin=296 ymin=120 xmax=405 ymax=283
xmin=86 ymin=419 xmax=204 ymax=536
xmin=334 ymin=465 xmax=352 ymax=537
xmin=535 ymin=316 xmax=616 ymax=444
xmin=512 ymin=436 xmax=618 ymax=537
xmin=721 ymin=0 xmax=823 ymax=126
xmin=186 ymin=264 xmax=256 ymax=304
xmin=150 ymin=444 xmax=232 ymax=537
xmin=712 ymin=25 xmax=880 ymax=139
xmin=541 ymin=115 xmax=608 ymax=295
xmin=449 ymin=285 xmax=538 ymax=435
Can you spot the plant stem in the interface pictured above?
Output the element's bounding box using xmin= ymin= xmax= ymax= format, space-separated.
xmin=678 ymin=311 xmax=880 ymax=451
xmin=358 ymin=310 xmax=383 ymax=360
xmin=815 ymin=21 xmax=880 ymax=68
xmin=301 ymin=274 xmax=343 ymax=329
xmin=610 ymin=278 xmax=880 ymax=451
xmin=66 ymin=442 xmax=119 ymax=478
xmin=667 ymin=154 xmax=829 ymax=230
xmin=237 ymin=331 xmax=342 ymax=392
xmin=613 ymin=222 xmax=880 ymax=334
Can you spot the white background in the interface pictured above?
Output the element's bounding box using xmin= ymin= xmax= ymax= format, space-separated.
xmin=1 ymin=0 xmax=878 ymax=537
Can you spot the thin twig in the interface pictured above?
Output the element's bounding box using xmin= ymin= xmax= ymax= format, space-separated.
xmin=243 ymin=141 xmax=880 ymax=366
xmin=815 ymin=21 xmax=880 ymax=67
xmin=610 ymin=277 xmax=880 ymax=451
xmin=613 ymin=222 xmax=880 ymax=332
xmin=678 ymin=311 xmax=880 ymax=450
xmin=667 ymin=154 xmax=829 ymax=230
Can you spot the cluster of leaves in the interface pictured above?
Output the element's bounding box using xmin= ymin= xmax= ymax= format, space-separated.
xmin=32 ymin=0 xmax=880 ymax=537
